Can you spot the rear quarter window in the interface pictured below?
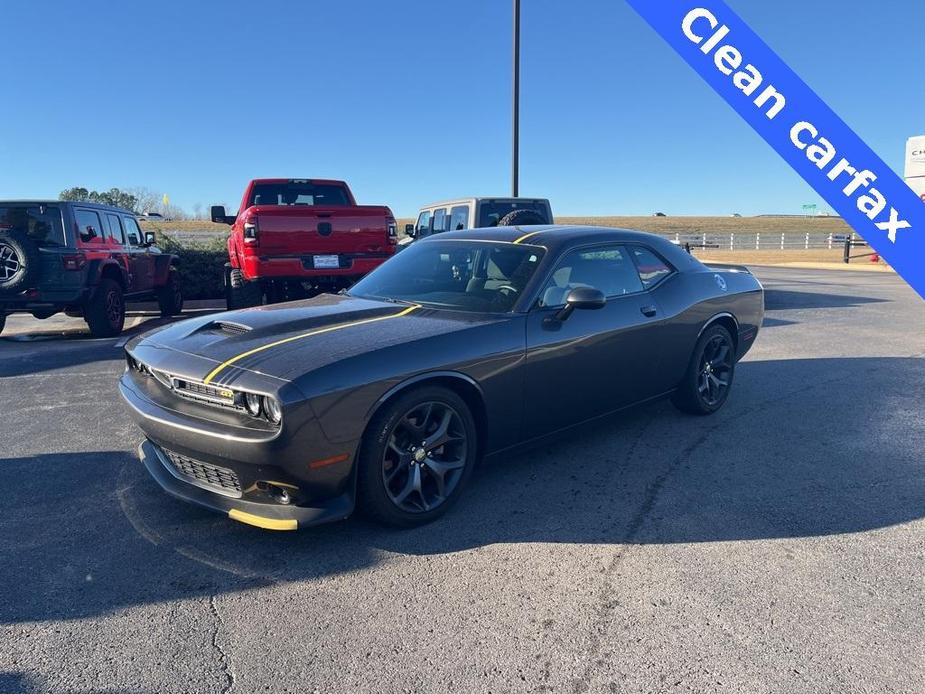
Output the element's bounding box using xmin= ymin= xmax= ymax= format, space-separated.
xmin=631 ymin=246 xmax=674 ymax=289
xmin=0 ymin=205 xmax=66 ymax=246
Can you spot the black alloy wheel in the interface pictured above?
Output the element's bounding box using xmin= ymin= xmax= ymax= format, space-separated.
xmin=697 ymin=332 xmax=734 ymax=407
xmin=671 ymin=323 xmax=736 ymax=415
xmin=358 ymin=386 xmax=477 ymax=527
xmin=382 ymin=401 xmax=468 ymax=513
xmin=85 ymin=278 xmax=126 ymax=338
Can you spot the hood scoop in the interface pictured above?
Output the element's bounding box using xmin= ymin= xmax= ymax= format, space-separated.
xmin=199 ymin=320 xmax=253 ymax=336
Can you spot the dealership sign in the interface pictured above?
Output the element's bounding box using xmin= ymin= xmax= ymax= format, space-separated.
xmin=626 ymin=0 xmax=925 ymax=300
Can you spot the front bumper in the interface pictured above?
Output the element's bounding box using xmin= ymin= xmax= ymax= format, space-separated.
xmin=138 ymin=439 xmax=353 ymax=530
xmin=120 ymin=367 xmax=361 ymax=530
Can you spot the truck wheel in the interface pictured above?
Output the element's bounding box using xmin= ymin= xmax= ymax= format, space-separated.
xmin=0 ymin=229 xmax=41 ymax=294
xmin=157 ymin=268 xmax=184 ymax=317
xmin=226 ymin=268 xmax=262 ymax=309
xmin=85 ymin=278 xmax=126 ymax=338
xmin=497 ymin=209 xmax=547 ymax=227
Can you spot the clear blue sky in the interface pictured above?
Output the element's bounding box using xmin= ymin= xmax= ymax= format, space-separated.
xmin=1 ymin=0 xmax=921 ymax=217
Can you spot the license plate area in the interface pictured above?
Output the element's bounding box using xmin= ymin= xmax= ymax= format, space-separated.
xmin=312 ymin=254 xmax=340 ymax=269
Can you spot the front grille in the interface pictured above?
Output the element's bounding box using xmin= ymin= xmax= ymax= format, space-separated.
xmin=162 ymin=448 xmax=242 ymax=498
xmin=172 ymin=378 xmax=237 ymax=408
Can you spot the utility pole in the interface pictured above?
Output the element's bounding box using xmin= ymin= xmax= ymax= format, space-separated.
xmin=512 ymin=0 xmax=521 ymax=198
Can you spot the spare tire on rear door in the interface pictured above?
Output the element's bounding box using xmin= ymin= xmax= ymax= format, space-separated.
xmin=0 ymin=229 xmax=41 ymax=294
xmin=497 ymin=209 xmax=547 ymax=227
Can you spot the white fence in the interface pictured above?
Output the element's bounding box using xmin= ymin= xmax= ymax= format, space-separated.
xmin=664 ymin=232 xmax=866 ymax=251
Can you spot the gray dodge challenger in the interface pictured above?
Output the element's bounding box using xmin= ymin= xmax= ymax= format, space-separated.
xmin=119 ymin=225 xmax=764 ymax=530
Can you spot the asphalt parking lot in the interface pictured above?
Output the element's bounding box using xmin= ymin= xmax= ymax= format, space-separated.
xmin=1 ymin=267 xmax=923 ymax=694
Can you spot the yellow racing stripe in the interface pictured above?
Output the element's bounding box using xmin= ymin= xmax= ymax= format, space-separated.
xmin=203 ymin=304 xmax=420 ymax=384
xmin=512 ymin=229 xmax=547 ymax=244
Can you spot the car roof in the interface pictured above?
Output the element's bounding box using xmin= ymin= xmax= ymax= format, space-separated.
xmin=432 ymin=225 xmax=656 ymax=248
xmin=0 ymin=200 xmax=138 ymax=215
xmin=420 ymin=225 xmax=703 ymax=271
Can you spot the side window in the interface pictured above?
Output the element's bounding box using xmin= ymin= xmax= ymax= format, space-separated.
xmin=415 ymin=211 xmax=432 ymax=236
xmin=538 ymin=245 xmax=643 ymax=307
xmin=630 ymin=246 xmax=673 ymax=289
xmin=123 ymin=217 xmax=142 ymax=246
xmin=74 ymin=210 xmax=103 ymax=244
xmin=449 ymin=205 xmax=469 ymax=231
xmin=106 ymin=214 xmax=125 ymax=245
xmin=432 ymin=208 xmax=447 ymax=234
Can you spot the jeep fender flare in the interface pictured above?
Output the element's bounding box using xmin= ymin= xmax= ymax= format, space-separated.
xmin=86 ymin=259 xmax=128 ymax=292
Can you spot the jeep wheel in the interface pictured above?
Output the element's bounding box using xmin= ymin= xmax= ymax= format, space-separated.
xmin=85 ymin=278 xmax=126 ymax=338
xmin=0 ymin=229 xmax=41 ymax=294
xmin=497 ymin=209 xmax=547 ymax=227
xmin=226 ymin=267 xmax=262 ymax=309
xmin=157 ymin=268 xmax=184 ymax=317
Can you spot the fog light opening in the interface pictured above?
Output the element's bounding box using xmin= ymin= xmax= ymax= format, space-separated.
xmin=266 ymin=484 xmax=292 ymax=505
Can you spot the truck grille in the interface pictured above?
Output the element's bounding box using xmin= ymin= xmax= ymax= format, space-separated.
xmin=162 ymin=448 xmax=242 ymax=498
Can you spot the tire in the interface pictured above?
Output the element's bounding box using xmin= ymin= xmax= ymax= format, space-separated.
xmin=226 ymin=267 xmax=262 ymax=310
xmin=671 ymin=324 xmax=736 ymax=415
xmin=0 ymin=229 xmax=41 ymax=294
xmin=357 ymin=386 xmax=478 ymax=527
xmin=156 ymin=268 xmax=184 ymax=317
xmin=84 ymin=278 xmax=125 ymax=338
xmin=497 ymin=209 xmax=547 ymax=227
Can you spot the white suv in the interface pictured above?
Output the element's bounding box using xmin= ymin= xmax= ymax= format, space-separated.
xmin=403 ymin=197 xmax=553 ymax=244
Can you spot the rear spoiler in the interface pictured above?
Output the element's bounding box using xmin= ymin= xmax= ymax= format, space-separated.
xmin=703 ymin=262 xmax=753 ymax=274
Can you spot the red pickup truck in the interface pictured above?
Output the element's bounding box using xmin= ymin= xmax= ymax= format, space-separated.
xmin=211 ymin=179 xmax=398 ymax=308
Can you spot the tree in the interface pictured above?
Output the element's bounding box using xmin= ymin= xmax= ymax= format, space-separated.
xmin=59 ymin=187 xmax=91 ymax=202
xmin=59 ymin=186 xmax=137 ymax=211
xmin=127 ymin=187 xmax=161 ymax=215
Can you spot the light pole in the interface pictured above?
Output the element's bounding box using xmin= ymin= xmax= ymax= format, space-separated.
xmin=512 ymin=0 xmax=520 ymax=198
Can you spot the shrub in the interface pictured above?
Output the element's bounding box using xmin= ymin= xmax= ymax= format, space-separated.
xmin=157 ymin=233 xmax=227 ymax=300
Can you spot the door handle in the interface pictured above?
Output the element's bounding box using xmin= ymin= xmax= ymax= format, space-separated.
xmin=641 ymin=305 xmax=658 ymax=317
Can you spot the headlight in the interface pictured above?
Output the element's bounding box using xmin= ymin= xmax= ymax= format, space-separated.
xmin=244 ymin=392 xmax=262 ymax=417
xmin=263 ymin=396 xmax=282 ymax=424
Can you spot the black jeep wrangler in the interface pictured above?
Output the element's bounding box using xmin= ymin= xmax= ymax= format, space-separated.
xmin=0 ymin=201 xmax=183 ymax=338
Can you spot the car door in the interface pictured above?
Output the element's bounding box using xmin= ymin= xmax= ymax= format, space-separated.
xmin=522 ymin=244 xmax=665 ymax=440
xmin=102 ymin=213 xmax=137 ymax=292
xmin=121 ymin=216 xmax=155 ymax=293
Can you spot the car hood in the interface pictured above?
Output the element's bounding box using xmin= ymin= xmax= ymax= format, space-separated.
xmin=132 ymin=294 xmax=504 ymax=385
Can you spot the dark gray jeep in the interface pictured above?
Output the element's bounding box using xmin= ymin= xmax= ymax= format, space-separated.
xmin=0 ymin=201 xmax=183 ymax=337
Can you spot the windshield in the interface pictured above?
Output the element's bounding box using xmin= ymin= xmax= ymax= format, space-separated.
xmin=249 ymin=182 xmax=351 ymax=207
xmin=478 ymin=200 xmax=549 ymax=227
xmin=349 ymin=241 xmax=545 ymax=313
xmin=0 ymin=204 xmax=66 ymax=246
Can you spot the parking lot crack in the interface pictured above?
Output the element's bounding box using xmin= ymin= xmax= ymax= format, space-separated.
xmin=209 ymin=594 xmax=236 ymax=694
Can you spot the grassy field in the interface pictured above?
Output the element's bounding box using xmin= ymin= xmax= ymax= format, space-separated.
xmin=141 ymin=215 xmax=853 ymax=236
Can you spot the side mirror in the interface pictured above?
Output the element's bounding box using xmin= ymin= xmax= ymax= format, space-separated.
xmin=211 ymin=205 xmax=234 ymax=225
xmin=404 ymin=223 xmax=416 ymax=239
xmin=143 ymin=231 xmax=157 ymax=247
xmin=555 ymin=287 xmax=606 ymax=322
